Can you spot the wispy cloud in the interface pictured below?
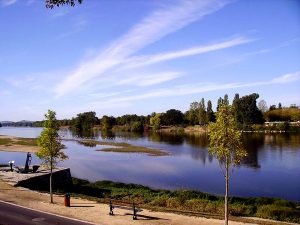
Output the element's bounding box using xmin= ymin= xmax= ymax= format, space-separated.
xmin=271 ymin=71 xmax=300 ymax=84
xmin=86 ymin=71 xmax=300 ymax=107
xmin=54 ymin=0 xmax=232 ymax=97
xmin=115 ymin=71 xmax=183 ymax=87
xmin=121 ymin=37 xmax=253 ymax=70
xmin=1 ymin=0 xmax=17 ymax=7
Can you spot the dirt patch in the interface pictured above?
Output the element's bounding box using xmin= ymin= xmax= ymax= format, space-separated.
xmin=0 ymin=135 xmax=38 ymax=153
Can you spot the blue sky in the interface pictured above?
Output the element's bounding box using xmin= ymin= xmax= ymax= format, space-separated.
xmin=0 ymin=0 xmax=299 ymax=121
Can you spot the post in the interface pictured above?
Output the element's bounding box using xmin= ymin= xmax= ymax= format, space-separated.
xmin=50 ymin=166 xmax=53 ymax=203
xmin=225 ymin=159 xmax=229 ymax=225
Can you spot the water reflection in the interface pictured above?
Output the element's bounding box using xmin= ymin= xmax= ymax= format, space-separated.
xmin=0 ymin=127 xmax=300 ymax=202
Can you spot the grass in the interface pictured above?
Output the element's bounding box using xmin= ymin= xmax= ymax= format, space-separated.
xmin=77 ymin=140 xmax=168 ymax=156
xmin=0 ymin=138 xmax=11 ymax=145
xmin=70 ymin=178 xmax=300 ymax=224
xmin=0 ymin=137 xmax=37 ymax=146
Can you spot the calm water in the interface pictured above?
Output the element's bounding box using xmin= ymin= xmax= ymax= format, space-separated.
xmin=0 ymin=127 xmax=299 ymax=202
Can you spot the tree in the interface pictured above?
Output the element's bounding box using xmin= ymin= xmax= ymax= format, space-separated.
xmin=73 ymin=111 xmax=99 ymax=131
xmin=206 ymin=100 xmax=215 ymax=122
xmin=150 ymin=113 xmax=162 ymax=130
xmin=187 ymin=101 xmax=199 ymax=125
xmin=36 ymin=110 xmax=68 ymax=203
xmin=278 ymin=102 xmax=282 ymax=109
xmin=233 ymin=93 xmax=264 ymax=128
xmin=161 ymin=109 xmax=184 ymax=125
xmin=258 ymin=100 xmax=268 ymax=113
xmin=101 ymin=115 xmax=116 ymax=130
xmin=223 ymin=94 xmax=229 ymax=106
xmin=198 ymin=98 xmax=207 ymax=125
xmin=217 ymin=97 xmax=223 ymax=111
xmin=46 ymin=0 xmax=82 ymax=8
xmin=208 ymin=105 xmax=247 ymax=225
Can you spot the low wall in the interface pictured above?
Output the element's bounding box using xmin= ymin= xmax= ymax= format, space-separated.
xmin=15 ymin=168 xmax=73 ymax=192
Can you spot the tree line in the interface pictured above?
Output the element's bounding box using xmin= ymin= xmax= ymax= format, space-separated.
xmin=26 ymin=92 xmax=297 ymax=132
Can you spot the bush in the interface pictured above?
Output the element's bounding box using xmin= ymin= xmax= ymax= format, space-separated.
xmin=256 ymin=205 xmax=300 ymax=223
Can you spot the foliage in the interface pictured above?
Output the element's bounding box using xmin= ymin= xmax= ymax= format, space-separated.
xmin=161 ymin=109 xmax=184 ymax=126
xmin=233 ymin=93 xmax=264 ymax=128
xmin=131 ymin=121 xmax=144 ymax=132
xmin=208 ymin=105 xmax=246 ymax=166
xmin=187 ymin=101 xmax=199 ymax=125
xmin=36 ymin=110 xmax=67 ymax=168
xmin=206 ymin=100 xmax=215 ymax=122
xmin=72 ymin=111 xmax=99 ymax=131
xmin=265 ymin=108 xmax=300 ymax=122
xmin=46 ymin=0 xmax=82 ymax=8
xmin=198 ymin=98 xmax=207 ymax=125
xmin=150 ymin=113 xmax=162 ymax=130
xmin=101 ymin=115 xmax=116 ymax=130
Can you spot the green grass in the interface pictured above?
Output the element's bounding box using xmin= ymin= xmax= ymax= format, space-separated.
xmin=70 ymin=178 xmax=300 ymax=223
xmin=0 ymin=138 xmax=11 ymax=145
xmin=77 ymin=140 xmax=168 ymax=156
xmin=14 ymin=138 xmax=37 ymax=146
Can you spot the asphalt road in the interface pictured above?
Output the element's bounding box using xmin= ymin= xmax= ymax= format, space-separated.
xmin=0 ymin=200 xmax=95 ymax=225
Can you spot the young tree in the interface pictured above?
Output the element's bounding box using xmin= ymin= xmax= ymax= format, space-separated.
xmin=208 ymin=104 xmax=247 ymax=225
xmin=36 ymin=110 xmax=68 ymax=203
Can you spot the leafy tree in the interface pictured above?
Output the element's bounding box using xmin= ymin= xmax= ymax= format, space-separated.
xmin=198 ymin=98 xmax=207 ymax=125
xmin=46 ymin=0 xmax=82 ymax=8
xmin=150 ymin=113 xmax=162 ymax=130
xmin=101 ymin=115 xmax=116 ymax=130
xmin=161 ymin=109 xmax=184 ymax=125
xmin=258 ymin=99 xmax=268 ymax=113
xmin=206 ymin=100 xmax=215 ymax=122
xmin=131 ymin=121 xmax=144 ymax=132
xmin=217 ymin=97 xmax=223 ymax=111
xmin=36 ymin=110 xmax=68 ymax=203
xmin=278 ymin=102 xmax=282 ymax=109
xmin=208 ymin=104 xmax=247 ymax=225
xmin=73 ymin=111 xmax=99 ymax=131
xmin=223 ymin=94 xmax=229 ymax=105
xmin=187 ymin=101 xmax=199 ymax=125
xmin=233 ymin=93 xmax=264 ymax=128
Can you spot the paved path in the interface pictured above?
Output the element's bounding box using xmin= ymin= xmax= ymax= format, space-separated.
xmin=0 ymin=200 xmax=95 ymax=225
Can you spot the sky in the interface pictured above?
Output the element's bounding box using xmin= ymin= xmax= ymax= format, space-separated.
xmin=0 ymin=0 xmax=299 ymax=121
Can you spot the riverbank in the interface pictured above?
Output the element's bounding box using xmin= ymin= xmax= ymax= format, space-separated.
xmin=70 ymin=178 xmax=300 ymax=224
xmin=0 ymin=178 xmax=297 ymax=225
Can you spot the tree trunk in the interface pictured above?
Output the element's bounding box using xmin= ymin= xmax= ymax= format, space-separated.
xmin=225 ymin=159 xmax=229 ymax=225
xmin=50 ymin=166 xmax=53 ymax=203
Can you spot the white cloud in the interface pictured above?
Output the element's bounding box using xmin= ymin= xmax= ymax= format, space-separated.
xmin=115 ymin=71 xmax=183 ymax=87
xmin=1 ymin=0 xmax=17 ymax=7
xmin=271 ymin=71 xmax=300 ymax=84
xmin=85 ymin=71 xmax=300 ymax=107
xmin=121 ymin=37 xmax=253 ymax=70
xmin=54 ymin=0 xmax=232 ymax=97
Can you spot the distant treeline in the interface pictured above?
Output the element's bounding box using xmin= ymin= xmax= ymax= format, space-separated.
xmin=27 ymin=93 xmax=300 ymax=132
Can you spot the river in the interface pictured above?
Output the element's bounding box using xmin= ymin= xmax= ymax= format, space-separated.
xmin=0 ymin=127 xmax=299 ymax=202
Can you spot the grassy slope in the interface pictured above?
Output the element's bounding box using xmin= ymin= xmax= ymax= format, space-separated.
xmin=71 ymin=178 xmax=300 ymax=224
